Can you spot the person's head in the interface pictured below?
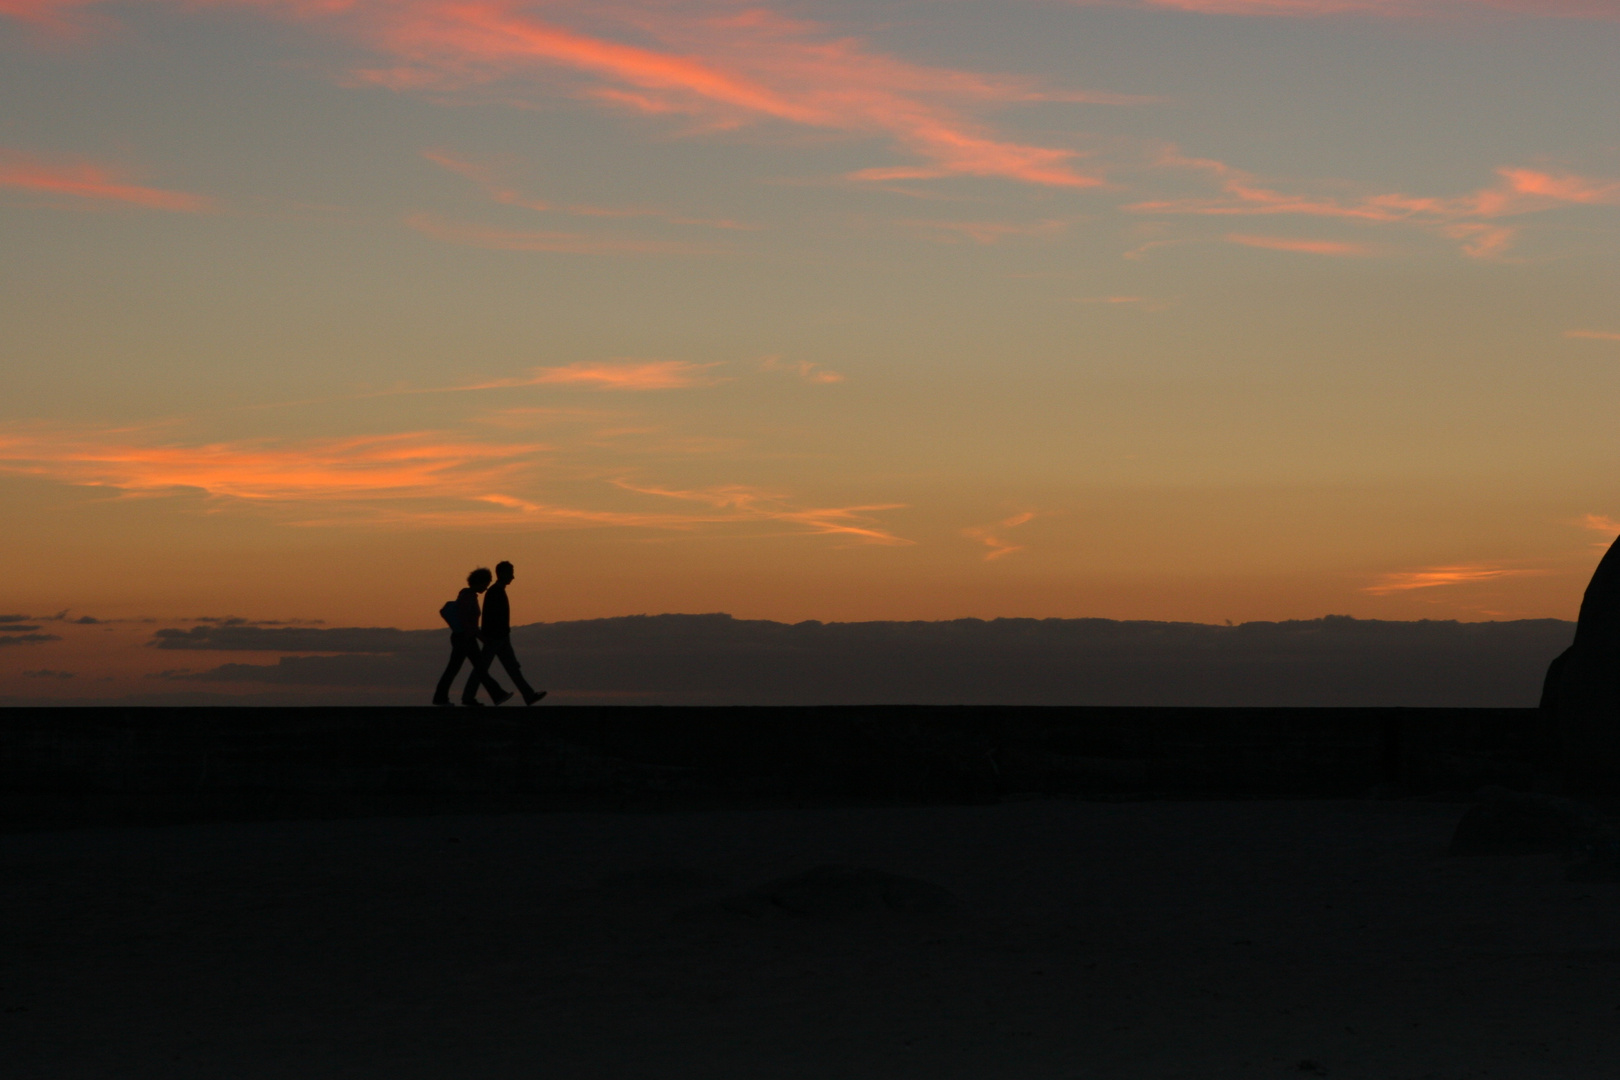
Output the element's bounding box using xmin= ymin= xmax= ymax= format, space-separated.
xmin=467 ymin=567 xmax=493 ymax=593
xmin=495 ymin=560 xmax=515 ymax=583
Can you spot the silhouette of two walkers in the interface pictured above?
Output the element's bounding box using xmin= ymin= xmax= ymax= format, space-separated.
xmin=433 ymin=561 xmax=545 ymax=707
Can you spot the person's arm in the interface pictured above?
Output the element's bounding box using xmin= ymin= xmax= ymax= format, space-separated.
xmin=457 ymin=589 xmax=480 ymax=634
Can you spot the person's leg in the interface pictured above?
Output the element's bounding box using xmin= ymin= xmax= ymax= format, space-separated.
xmin=479 ymin=654 xmax=510 ymax=701
xmin=432 ymin=636 xmax=470 ymax=704
xmin=460 ymin=639 xmax=507 ymax=703
xmin=489 ymin=636 xmax=538 ymax=700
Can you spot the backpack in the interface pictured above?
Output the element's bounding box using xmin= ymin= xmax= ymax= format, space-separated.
xmin=439 ymin=600 xmax=463 ymax=632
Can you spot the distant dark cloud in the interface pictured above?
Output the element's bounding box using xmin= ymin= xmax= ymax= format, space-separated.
xmin=10 ymin=610 xmax=101 ymax=623
xmin=154 ymin=613 xmax=1576 ymax=708
xmin=174 ymin=654 xmax=419 ymax=686
xmin=23 ymin=669 xmax=75 ymax=679
xmin=150 ymin=625 xmax=433 ymax=653
xmin=1 ymin=688 xmax=409 ymax=707
xmin=192 ymin=616 xmax=327 ymax=627
xmin=0 ymin=634 xmax=60 ymax=647
xmin=0 ymin=625 xmax=43 ymax=633
xmin=510 ymin=613 xmax=1575 ymax=707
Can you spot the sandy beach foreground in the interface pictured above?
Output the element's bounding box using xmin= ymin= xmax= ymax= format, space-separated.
xmin=5 ymin=799 xmax=1618 ymax=1079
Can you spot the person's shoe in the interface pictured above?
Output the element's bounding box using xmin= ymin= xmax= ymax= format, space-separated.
xmin=491 ymin=688 xmax=514 ymax=706
xmin=461 ymin=699 xmax=485 ymax=707
xmin=523 ymin=691 xmax=547 ymax=706
xmin=432 ymin=699 xmax=454 ymax=707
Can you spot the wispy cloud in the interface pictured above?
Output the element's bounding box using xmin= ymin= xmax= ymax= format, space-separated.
xmin=1131 ymin=150 xmax=1620 ymax=258
xmin=0 ymin=426 xmax=546 ymax=503
xmin=4 ymin=2 xmax=1139 ymax=189
xmin=0 ymin=148 xmax=213 ymax=212
xmin=0 ymin=1 xmax=111 ymax=36
xmin=1566 ymin=329 xmax=1620 ymax=342
xmin=613 ymin=479 xmax=911 ymax=545
xmin=405 ymin=212 xmax=727 ymax=254
xmin=963 ymin=511 xmax=1035 ymax=561
xmin=759 ymin=355 xmax=843 ymax=384
xmin=470 ymin=493 xmax=734 ymax=529
xmin=423 ymin=149 xmax=757 ymax=229
xmin=1363 ymin=562 xmax=1545 ymax=594
xmin=378 ymin=2 xmax=1117 ymax=187
xmin=1579 ymin=513 xmax=1620 ymax=546
xmin=0 ymin=421 xmax=904 ymax=543
xmin=1083 ymin=0 xmax=1620 ymax=19
xmin=1496 ymin=167 xmax=1620 ymax=208
xmin=467 ymin=360 xmax=724 ymax=391
xmin=423 ymin=149 xmax=552 ymax=212
xmin=1128 ymin=0 xmax=1400 ymax=12
xmin=1226 ymin=233 xmax=1374 ymax=256
xmin=244 ymin=361 xmax=723 ymax=411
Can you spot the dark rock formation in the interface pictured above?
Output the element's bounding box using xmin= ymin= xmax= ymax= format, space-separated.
xmin=1541 ymin=533 xmax=1620 ymax=786
xmin=1448 ymin=787 xmax=1604 ymax=856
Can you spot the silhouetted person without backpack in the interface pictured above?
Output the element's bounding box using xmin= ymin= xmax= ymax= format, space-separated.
xmin=432 ymin=567 xmax=511 ymax=707
xmin=481 ymin=560 xmax=545 ymax=706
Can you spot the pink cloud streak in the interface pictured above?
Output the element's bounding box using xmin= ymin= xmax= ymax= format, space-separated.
xmin=1132 ymin=151 xmax=1620 ymax=258
xmin=1580 ymin=513 xmax=1620 ymax=547
xmin=0 ymin=421 xmax=909 ymax=541
xmin=1363 ymin=562 xmax=1546 ymax=594
xmin=0 ymin=427 xmax=543 ymax=502
xmin=4 ymin=1 xmax=1123 ymax=188
xmin=1090 ymin=0 xmax=1620 ymax=18
xmin=423 ymin=149 xmax=551 ymax=212
xmin=760 ymin=355 xmax=843 ymax=384
xmin=0 ymin=148 xmax=213 ymax=211
xmin=0 ymin=0 xmax=105 ymax=33
xmin=963 ymin=511 xmax=1035 ymax=561
xmin=470 ymin=360 xmax=723 ymax=391
xmin=613 ymin=479 xmax=912 ymax=545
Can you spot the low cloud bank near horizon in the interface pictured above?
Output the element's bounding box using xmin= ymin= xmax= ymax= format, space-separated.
xmin=20 ymin=614 xmax=1570 ymax=708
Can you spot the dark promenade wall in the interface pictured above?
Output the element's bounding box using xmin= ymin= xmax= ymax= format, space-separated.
xmin=0 ymin=706 xmax=1555 ymax=831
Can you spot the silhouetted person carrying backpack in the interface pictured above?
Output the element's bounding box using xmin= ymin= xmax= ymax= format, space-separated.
xmin=481 ymin=560 xmax=545 ymax=705
xmin=432 ymin=567 xmax=511 ymax=707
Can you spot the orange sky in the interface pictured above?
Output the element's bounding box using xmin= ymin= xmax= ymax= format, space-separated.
xmin=3 ymin=0 xmax=1620 ymax=668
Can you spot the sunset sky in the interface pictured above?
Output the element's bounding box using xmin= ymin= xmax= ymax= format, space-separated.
xmin=4 ymin=0 xmax=1620 ymax=677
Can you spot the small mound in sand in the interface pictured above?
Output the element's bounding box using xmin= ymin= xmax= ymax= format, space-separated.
xmin=1448 ymin=788 xmax=1605 ymax=856
xmin=685 ymin=864 xmax=957 ymax=922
